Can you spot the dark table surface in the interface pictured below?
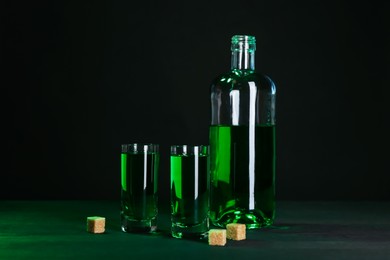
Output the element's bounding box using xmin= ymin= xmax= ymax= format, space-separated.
xmin=1 ymin=200 xmax=390 ymax=259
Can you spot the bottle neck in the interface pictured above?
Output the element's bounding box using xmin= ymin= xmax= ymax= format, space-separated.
xmin=230 ymin=35 xmax=256 ymax=70
xmin=231 ymin=50 xmax=255 ymax=70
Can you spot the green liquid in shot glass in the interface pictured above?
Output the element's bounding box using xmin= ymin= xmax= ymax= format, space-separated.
xmin=121 ymin=152 xmax=158 ymax=232
xmin=170 ymin=154 xmax=209 ymax=237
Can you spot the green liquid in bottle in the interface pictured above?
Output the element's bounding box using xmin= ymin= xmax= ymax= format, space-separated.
xmin=209 ymin=124 xmax=275 ymax=229
xmin=171 ymin=154 xmax=209 ymax=237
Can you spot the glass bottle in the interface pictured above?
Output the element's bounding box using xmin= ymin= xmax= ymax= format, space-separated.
xmin=209 ymin=35 xmax=276 ymax=229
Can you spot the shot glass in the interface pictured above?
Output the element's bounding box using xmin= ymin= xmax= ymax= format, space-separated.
xmin=121 ymin=143 xmax=159 ymax=233
xmin=170 ymin=145 xmax=210 ymax=239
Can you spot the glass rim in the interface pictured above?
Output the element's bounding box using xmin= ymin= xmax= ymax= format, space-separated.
xmin=122 ymin=143 xmax=159 ymax=153
xmin=170 ymin=145 xmax=209 ymax=156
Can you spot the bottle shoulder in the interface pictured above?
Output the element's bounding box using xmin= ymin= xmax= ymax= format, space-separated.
xmin=211 ymin=70 xmax=276 ymax=92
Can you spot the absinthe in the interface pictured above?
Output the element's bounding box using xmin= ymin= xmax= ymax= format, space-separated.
xmin=209 ymin=124 xmax=275 ymax=229
xmin=171 ymin=154 xmax=209 ymax=226
xmin=121 ymin=153 xmax=158 ymax=221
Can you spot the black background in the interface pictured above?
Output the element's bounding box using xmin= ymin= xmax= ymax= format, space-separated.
xmin=2 ymin=1 xmax=389 ymax=204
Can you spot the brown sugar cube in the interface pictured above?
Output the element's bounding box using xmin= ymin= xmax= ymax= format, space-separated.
xmin=208 ymin=229 xmax=226 ymax=246
xmin=87 ymin=216 xmax=105 ymax=234
xmin=226 ymin=223 xmax=246 ymax=241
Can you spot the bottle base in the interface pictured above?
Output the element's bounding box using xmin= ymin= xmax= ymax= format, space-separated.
xmin=211 ymin=210 xmax=274 ymax=229
xmin=121 ymin=213 xmax=157 ymax=233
